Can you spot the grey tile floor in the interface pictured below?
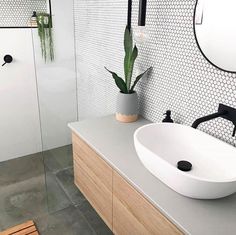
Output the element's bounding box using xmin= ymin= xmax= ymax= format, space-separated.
xmin=0 ymin=145 xmax=113 ymax=235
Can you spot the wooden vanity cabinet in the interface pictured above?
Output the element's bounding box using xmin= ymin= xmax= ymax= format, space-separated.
xmin=113 ymin=171 xmax=183 ymax=235
xmin=72 ymin=132 xmax=183 ymax=235
xmin=72 ymin=132 xmax=113 ymax=229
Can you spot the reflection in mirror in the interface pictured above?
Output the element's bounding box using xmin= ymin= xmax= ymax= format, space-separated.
xmin=194 ymin=0 xmax=236 ymax=72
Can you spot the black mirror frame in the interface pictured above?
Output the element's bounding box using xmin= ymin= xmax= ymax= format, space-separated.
xmin=193 ymin=0 xmax=236 ymax=73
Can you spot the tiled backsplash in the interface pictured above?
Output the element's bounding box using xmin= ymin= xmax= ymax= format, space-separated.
xmin=74 ymin=0 xmax=236 ymax=146
xmin=0 ymin=0 xmax=47 ymax=27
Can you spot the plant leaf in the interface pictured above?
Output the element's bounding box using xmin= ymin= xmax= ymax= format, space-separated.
xmin=105 ymin=67 xmax=128 ymax=93
xmin=36 ymin=13 xmax=54 ymax=62
xmin=124 ymin=26 xmax=133 ymax=55
xmin=126 ymin=45 xmax=138 ymax=92
xmin=124 ymin=26 xmax=133 ymax=85
xmin=130 ymin=67 xmax=152 ymax=92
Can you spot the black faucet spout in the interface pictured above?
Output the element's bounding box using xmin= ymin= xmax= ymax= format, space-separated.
xmin=192 ymin=111 xmax=228 ymax=129
xmin=192 ymin=104 xmax=236 ymax=137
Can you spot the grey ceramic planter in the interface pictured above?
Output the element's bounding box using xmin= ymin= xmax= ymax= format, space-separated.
xmin=116 ymin=91 xmax=139 ymax=123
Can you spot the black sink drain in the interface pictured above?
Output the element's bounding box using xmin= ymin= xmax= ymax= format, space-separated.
xmin=177 ymin=160 xmax=192 ymax=172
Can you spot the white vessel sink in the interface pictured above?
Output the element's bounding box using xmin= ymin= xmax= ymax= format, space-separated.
xmin=134 ymin=123 xmax=236 ymax=199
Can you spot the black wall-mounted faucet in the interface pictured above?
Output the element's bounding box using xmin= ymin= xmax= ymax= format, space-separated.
xmin=2 ymin=55 xmax=13 ymax=66
xmin=192 ymin=104 xmax=236 ymax=137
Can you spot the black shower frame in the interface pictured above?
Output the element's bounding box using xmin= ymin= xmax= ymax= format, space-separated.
xmin=0 ymin=0 xmax=52 ymax=29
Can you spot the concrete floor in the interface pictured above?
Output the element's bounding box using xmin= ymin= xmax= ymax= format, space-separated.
xmin=0 ymin=145 xmax=112 ymax=235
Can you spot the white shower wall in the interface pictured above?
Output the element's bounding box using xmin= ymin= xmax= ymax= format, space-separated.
xmin=0 ymin=29 xmax=42 ymax=161
xmin=0 ymin=0 xmax=77 ymax=162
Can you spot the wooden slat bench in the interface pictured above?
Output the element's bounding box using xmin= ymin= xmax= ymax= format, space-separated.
xmin=0 ymin=220 xmax=39 ymax=235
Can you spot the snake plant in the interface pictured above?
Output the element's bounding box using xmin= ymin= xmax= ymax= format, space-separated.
xmin=36 ymin=13 xmax=54 ymax=62
xmin=105 ymin=26 xmax=151 ymax=94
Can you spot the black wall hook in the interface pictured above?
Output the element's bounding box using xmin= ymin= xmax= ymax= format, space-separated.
xmin=2 ymin=55 xmax=13 ymax=66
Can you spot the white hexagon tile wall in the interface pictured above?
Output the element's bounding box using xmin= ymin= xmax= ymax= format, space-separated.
xmin=74 ymin=0 xmax=236 ymax=146
xmin=0 ymin=0 xmax=47 ymax=27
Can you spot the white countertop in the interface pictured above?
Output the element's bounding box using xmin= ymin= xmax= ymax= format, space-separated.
xmin=68 ymin=115 xmax=236 ymax=235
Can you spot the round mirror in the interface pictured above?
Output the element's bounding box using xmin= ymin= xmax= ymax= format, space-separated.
xmin=194 ymin=0 xmax=236 ymax=73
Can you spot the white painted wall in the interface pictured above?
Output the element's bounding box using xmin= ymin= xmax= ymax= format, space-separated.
xmin=0 ymin=29 xmax=42 ymax=161
xmin=0 ymin=0 xmax=77 ymax=161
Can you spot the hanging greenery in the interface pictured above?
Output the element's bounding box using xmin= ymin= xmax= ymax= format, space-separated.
xmin=36 ymin=13 xmax=54 ymax=62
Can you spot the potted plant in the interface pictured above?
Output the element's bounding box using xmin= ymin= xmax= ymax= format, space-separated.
xmin=105 ymin=26 xmax=151 ymax=123
xmin=36 ymin=13 xmax=54 ymax=62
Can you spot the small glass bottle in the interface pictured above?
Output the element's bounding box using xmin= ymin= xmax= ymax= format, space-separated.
xmin=28 ymin=11 xmax=37 ymax=27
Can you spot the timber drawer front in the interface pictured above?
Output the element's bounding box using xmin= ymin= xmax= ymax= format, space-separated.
xmin=72 ymin=132 xmax=113 ymax=229
xmin=113 ymin=172 xmax=183 ymax=235
xmin=72 ymin=132 xmax=183 ymax=235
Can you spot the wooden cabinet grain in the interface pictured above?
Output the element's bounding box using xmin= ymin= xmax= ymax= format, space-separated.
xmin=113 ymin=171 xmax=183 ymax=235
xmin=72 ymin=133 xmax=113 ymax=229
xmin=72 ymin=132 xmax=183 ymax=235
